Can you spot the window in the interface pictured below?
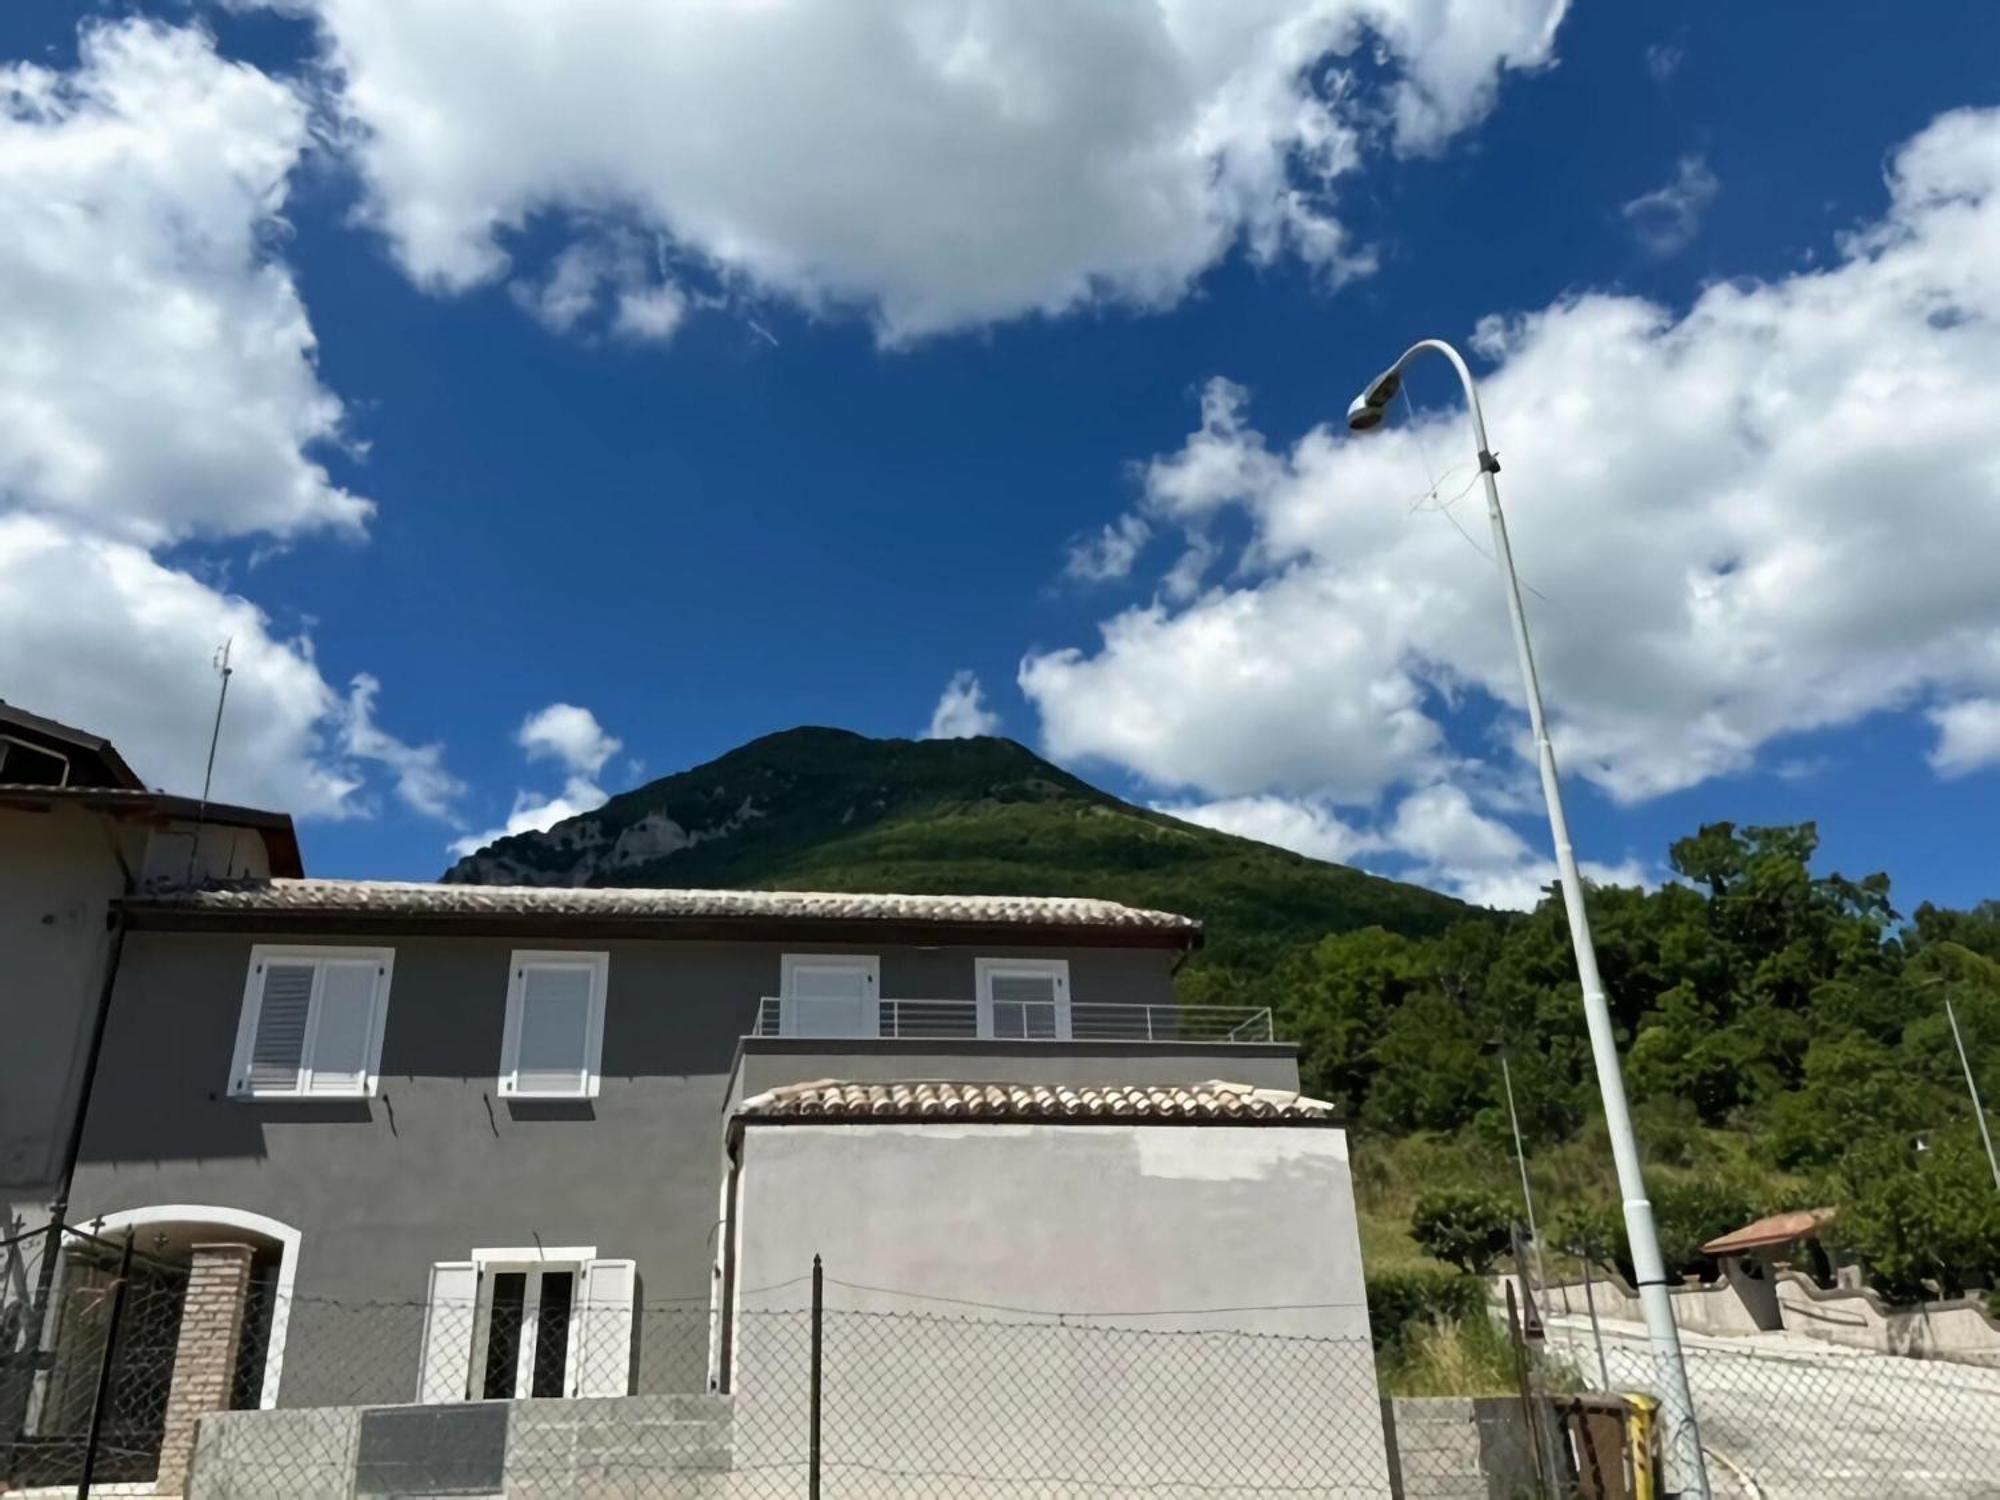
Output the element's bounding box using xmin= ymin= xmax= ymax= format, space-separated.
xmin=419 ymin=1250 xmax=635 ymax=1402
xmin=229 ymin=946 xmax=394 ymax=1098
xmin=975 ymin=957 xmax=1071 ymax=1040
xmin=498 ymin=951 xmax=608 ymax=1098
xmin=778 ymin=954 xmax=879 ymax=1038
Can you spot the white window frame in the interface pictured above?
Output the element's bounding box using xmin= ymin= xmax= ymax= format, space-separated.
xmin=974 ymin=956 xmax=1072 ymax=1041
xmin=778 ymin=953 xmax=880 ymax=1039
xmin=228 ymin=945 xmax=394 ymax=1099
xmin=498 ymin=950 xmax=609 ymax=1099
xmin=465 ymin=1245 xmax=595 ymax=1402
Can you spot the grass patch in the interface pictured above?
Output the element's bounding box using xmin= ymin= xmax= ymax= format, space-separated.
xmin=1377 ymin=1315 xmax=1518 ymax=1397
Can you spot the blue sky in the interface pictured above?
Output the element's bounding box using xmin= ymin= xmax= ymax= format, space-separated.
xmin=4 ymin=2 xmax=1999 ymax=912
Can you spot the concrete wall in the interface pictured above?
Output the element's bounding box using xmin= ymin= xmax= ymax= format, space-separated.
xmin=1774 ymin=1275 xmax=2000 ymax=1366
xmin=2 ymin=807 xmax=275 ymax=1234
xmin=1531 ymin=1268 xmax=2000 ymax=1367
xmin=728 ymin=1121 xmax=1390 ymax=1495
xmin=0 ymin=806 xmax=130 ymax=1226
xmin=66 ymin=929 xmax=1227 ymax=1406
xmin=188 ymin=1392 xmax=735 ymax=1499
xmin=1529 ymin=1272 xmax=1771 ymax=1339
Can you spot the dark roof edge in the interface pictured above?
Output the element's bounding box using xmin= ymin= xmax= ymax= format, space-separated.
xmin=0 ymin=703 xmax=143 ymax=789
xmin=0 ymin=786 xmax=303 ymax=878
xmin=114 ymin=905 xmax=1197 ymax=949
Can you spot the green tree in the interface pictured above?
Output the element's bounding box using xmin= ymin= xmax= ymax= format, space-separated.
xmin=1368 ymin=991 xmax=1490 ymax=1131
xmin=1273 ymin=927 xmax=1428 ymax=1115
xmin=1764 ymin=1034 xmax=1934 ymax=1170
xmin=1825 ymin=1132 xmax=2000 ymax=1301
xmin=1410 ymin=1188 xmax=1516 ymax=1275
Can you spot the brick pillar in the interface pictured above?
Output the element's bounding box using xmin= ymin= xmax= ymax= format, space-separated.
xmin=155 ymin=1242 xmax=256 ymax=1495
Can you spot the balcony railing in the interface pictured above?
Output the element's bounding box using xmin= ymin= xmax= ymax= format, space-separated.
xmin=752 ymin=998 xmax=1274 ymax=1044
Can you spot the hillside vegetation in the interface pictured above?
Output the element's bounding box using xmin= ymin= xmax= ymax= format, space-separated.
xmin=1241 ymin=822 xmax=2000 ymax=1308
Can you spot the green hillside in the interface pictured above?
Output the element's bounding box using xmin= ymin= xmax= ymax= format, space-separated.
xmin=442 ymin=726 xmax=1472 ymax=972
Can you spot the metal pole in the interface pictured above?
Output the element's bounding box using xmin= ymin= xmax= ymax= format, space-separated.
xmin=77 ymin=1231 xmax=133 ymax=1500
xmin=1505 ymin=1282 xmax=1555 ymax=1500
xmin=1370 ymin=339 xmax=1710 ymax=1498
xmin=1578 ymin=1250 xmax=1613 ymax=1392
xmin=1944 ymin=996 xmax=2000 ymax=1191
xmin=1499 ymin=1052 xmax=1549 ymax=1305
xmin=808 ymin=1253 xmax=822 ymax=1500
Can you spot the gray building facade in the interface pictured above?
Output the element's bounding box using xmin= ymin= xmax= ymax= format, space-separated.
xmin=55 ymin=879 xmax=1296 ymax=1419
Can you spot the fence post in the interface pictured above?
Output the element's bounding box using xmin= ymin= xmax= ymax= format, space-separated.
xmin=1505 ymin=1281 xmax=1554 ymax=1500
xmin=76 ymin=1230 xmax=133 ymax=1500
xmin=809 ymin=1253 xmax=823 ymax=1500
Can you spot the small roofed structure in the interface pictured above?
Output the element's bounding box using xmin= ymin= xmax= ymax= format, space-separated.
xmin=1701 ymin=1207 xmax=1837 ymax=1259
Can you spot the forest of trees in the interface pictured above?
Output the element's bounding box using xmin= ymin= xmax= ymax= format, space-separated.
xmin=1192 ymin=821 xmax=2000 ymax=1306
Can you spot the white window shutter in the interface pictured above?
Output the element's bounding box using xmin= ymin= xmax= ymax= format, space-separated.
xmin=306 ymin=960 xmax=380 ymax=1093
xmin=512 ymin=963 xmax=595 ymax=1095
xmin=417 ymin=1261 xmax=478 ymax=1403
xmin=246 ymin=961 xmax=315 ymax=1092
xmin=572 ymin=1258 xmax=636 ymax=1397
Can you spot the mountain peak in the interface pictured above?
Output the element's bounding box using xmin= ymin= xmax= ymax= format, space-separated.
xmin=442 ymin=726 xmax=1471 ymax=969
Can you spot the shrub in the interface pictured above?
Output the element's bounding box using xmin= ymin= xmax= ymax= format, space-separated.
xmin=1410 ymin=1187 xmax=1516 ymax=1275
xmin=1366 ymin=1270 xmax=1487 ymax=1353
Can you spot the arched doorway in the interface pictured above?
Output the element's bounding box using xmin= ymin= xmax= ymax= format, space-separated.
xmin=22 ymin=1207 xmax=300 ymax=1489
xmin=79 ymin=1206 xmax=301 ymax=1411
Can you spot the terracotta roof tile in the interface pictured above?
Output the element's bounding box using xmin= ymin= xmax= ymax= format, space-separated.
xmin=120 ymin=877 xmax=1200 ymax=936
xmin=736 ymin=1078 xmax=1333 ymax=1123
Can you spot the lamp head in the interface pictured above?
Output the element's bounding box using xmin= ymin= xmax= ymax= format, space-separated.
xmin=1346 ymin=368 xmax=1403 ymax=433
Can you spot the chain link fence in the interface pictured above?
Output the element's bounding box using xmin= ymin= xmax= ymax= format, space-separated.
xmin=1532 ymin=1308 xmax=2000 ymax=1499
xmin=5 ymin=1224 xmax=1999 ymax=1498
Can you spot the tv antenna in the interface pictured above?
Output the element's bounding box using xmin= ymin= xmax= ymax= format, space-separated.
xmin=186 ymin=639 xmax=235 ymax=885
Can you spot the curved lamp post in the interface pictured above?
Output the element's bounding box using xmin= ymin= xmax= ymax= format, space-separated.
xmin=1347 ymin=338 xmax=1711 ymax=1498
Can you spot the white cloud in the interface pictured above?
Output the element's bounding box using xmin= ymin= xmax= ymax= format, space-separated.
xmin=517 ymin=703 xmax=622 ymax=777
xmin=1023 ymin=105 xmax=2000 ymax=841
xmin=340 ymin=674 xmax=464 ymax=819
xmin=1622 ymin=155 xmax=1719 ymax=257
xmin=510 ymin=230 xmax=685 ymax=343
xmin=268 ymin=0 xmax=1569 ymax=341
xmin=925 ymin=670 xmax=1002 ymax=740
xmin=1065 ymin=514 xmax=1153 ymax=583
xmin=447 ymin=776 xmax=609 ymax=859
xmin=1157 ymin=781 xmax=1648 ymax=910
xmin=1157 ymin=794 xmax=1382 ymax=865
xmin=448 ymin=702 xmax=625 ymax=856
xmin=0 ymin=22 xmax=451 ymax=822
xmin=1644 ymin=42 xmax=1684 ymax=84
xmin=0 ymin=21 xmax=368 ymax=547
xmin=1929 ymin=698 xmax=2000 ymax=777
xmin=0 ymin=516 xmax=450 ymax=818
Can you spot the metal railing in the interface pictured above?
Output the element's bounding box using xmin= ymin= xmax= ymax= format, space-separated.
xmin=751 ymin=999 xmax=1274 ymax=1043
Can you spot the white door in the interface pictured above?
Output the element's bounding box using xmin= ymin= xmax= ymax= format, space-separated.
xmin=780 ymin=954 xmax=879 ymax=1038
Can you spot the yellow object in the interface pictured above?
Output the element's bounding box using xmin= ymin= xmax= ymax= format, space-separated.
xmin=1623 ymin=1392 xmax=1660 ymax=1500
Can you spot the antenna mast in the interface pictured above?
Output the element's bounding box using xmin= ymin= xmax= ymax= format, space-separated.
xmin=186 ymin=640 xmax=235 ymax=885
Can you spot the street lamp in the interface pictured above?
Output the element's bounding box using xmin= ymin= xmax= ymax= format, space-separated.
xmin=1480 ymin=1039 xmax=1546 ymax=1297
xmin=1347 ymin=339 xmax=1711 ymax=1498
xmin=1914 ymin=974 xmax=2000 ymax=1191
